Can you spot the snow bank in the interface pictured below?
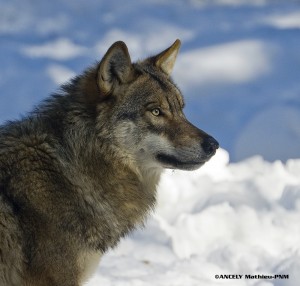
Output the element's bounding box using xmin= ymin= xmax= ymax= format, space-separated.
xmin=88 ymin=149 xmax=300 ymax=286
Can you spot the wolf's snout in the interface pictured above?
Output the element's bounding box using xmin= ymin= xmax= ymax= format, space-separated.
xmin=202 ymin=136 xmax=219 ymax=156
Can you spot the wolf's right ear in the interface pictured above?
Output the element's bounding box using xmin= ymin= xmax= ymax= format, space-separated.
xmin=154 ymin=39 xmax=181 ymax=76
xmin=97 ymin=41 xmax=133 ymax=95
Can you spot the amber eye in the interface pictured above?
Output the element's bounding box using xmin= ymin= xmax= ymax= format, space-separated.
xmin=151 ymin=108 xmax=161 ymax=116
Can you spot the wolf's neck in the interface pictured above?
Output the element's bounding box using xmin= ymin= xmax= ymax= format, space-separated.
xmin=139 ymin=164 xmax=163 ymax=191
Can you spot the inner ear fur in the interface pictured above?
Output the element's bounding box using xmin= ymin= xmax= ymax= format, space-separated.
xmin=154 ymin=39 xmax=181 ymax=76
xmin=77 ymin=40 xmax=181 ymax=104
xmin=97 ymin=41 xmax=133 ymax=96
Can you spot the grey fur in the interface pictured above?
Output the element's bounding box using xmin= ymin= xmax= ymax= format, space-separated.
xmin=0 ymin=40 xmax=218 ymax=285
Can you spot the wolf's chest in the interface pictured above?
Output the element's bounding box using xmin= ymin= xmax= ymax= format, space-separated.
xmin=78 ymin=251 xmax=102 ymax=284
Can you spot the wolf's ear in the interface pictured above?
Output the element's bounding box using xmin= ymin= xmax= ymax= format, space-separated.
xmin=97 ymin=41 xmax=132 ymax=95
xmin=154 ymin=39 xmax=181 ymax=76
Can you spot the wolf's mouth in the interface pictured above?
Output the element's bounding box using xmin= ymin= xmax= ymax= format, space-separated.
xmin=156 ymin=153 xmax=205 ymax=170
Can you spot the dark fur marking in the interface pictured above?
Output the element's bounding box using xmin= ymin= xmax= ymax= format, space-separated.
xmin=116 ymin=112 xmax=137 ymax=121
xmin=141 ymin=66 xmax=184 ymax=114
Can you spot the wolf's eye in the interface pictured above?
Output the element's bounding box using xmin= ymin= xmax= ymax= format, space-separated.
xmin=151 ymin=108 xmax=161 ymax=116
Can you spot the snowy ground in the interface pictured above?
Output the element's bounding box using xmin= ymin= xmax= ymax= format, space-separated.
xmin=1 ymin=1 xmax=300 ymax=285
xmin=86 ymin=149 xmax=300 ymax=286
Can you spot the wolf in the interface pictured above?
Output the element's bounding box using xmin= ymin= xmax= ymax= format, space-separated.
xmin=0 ymin=39 xmax=218 ymax=285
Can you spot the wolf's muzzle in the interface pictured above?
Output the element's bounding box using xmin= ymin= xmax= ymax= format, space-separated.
xmin=202 ymin=136 xmax=219 ymax=157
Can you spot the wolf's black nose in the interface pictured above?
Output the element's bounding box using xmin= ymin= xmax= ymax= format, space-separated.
xmin=202 ymin=136 xmax=219 ymax=156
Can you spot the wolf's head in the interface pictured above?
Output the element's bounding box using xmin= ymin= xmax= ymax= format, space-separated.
xmin=79 ymin=40 xmax=218 ymax=171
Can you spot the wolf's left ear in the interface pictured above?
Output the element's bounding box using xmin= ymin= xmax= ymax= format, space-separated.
xmin=97 ymin=41 xmax=132 ymax=95
xmin=154 ymin=39 xmax=181 ymax=76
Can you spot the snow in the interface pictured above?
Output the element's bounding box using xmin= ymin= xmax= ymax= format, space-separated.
xmin=235 ymin=106 xmax=300 ymax=162
xmin=47 ymin=64 xmax=76 ymax=85
xmin=1 ymin=1 xmax=300 ymax=285
xmin=190 ymin=0 xmax=268 ymax=7
xmin=0 ymin=3 xmax=32 ymax=34
xmin=95 ymin=25 xmax=194 ymax=61
xmin=86 ymin=149 xmax=300 ymax=286
xmin=22 ymin=38 xmax=87 ymax=60
xmin=174 ymin=40 xmax=271 ymax=87
xmin=263 ymin=12 xmax=300 ymax=30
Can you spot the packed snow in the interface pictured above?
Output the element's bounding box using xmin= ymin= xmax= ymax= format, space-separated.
xmin=87 ymin=149 xmax=300 ymax=286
